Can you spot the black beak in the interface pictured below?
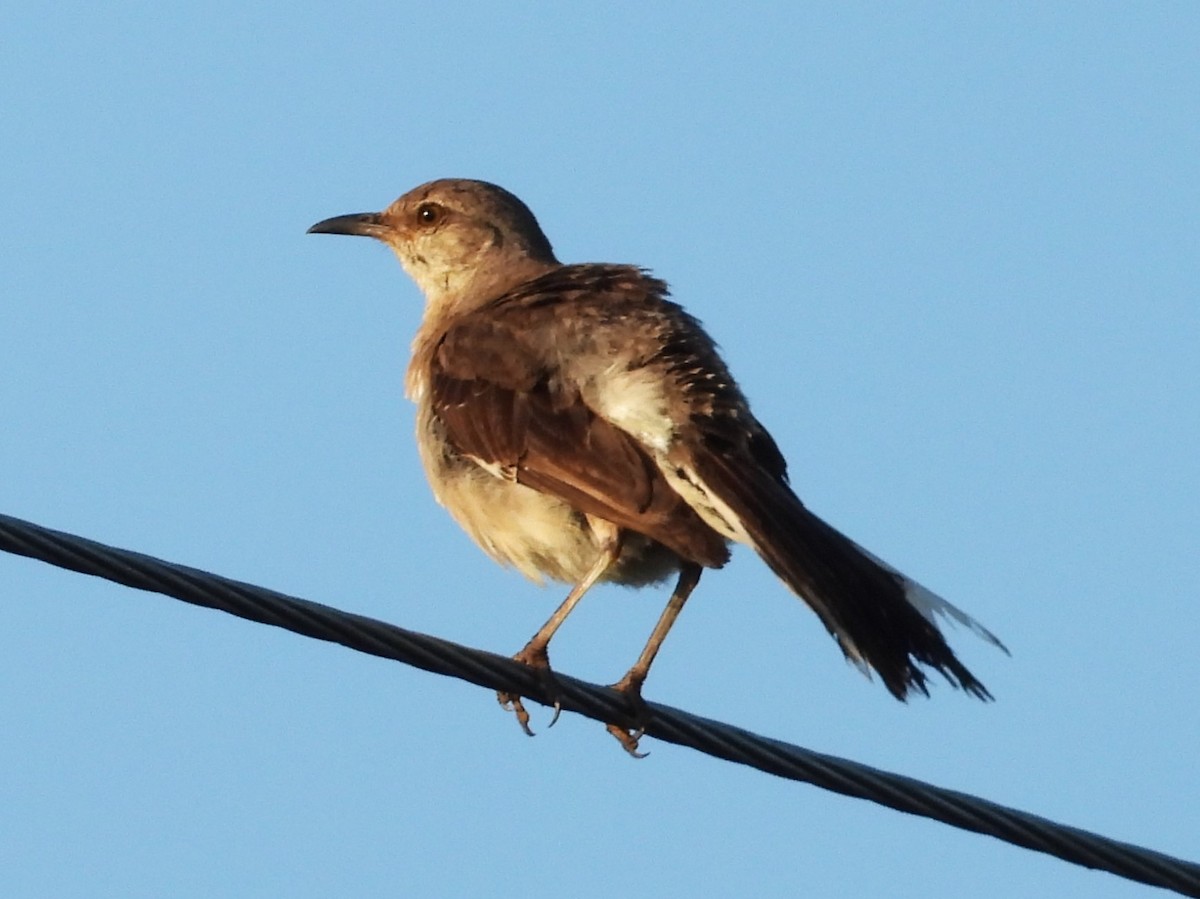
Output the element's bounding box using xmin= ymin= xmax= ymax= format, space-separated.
xmin=307 ymin=212 xmax=385 ymax=237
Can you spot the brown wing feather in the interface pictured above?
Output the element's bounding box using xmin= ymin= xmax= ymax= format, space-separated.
xmin=430 ymin=315 xmax=729 ymax=568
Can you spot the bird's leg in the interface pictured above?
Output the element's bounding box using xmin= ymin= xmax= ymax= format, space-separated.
xmin=498 ymin=522 xmax=622 ymax=735
xmin=606 ymin=562 xmax=703 ymax=757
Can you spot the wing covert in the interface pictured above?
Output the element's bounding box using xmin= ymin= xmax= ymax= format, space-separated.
xmin=429 ymin=311 xmax=729 ymax=568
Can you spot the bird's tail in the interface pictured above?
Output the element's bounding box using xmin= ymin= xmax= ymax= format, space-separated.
xmin=688 ymin=452 xmax=996 ymax=700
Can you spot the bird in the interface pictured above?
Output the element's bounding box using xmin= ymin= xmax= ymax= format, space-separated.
xmin=308 ymin=178 xmax=1006 ymax=754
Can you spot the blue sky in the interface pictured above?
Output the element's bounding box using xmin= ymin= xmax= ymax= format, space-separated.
xmin=2 ymin=4 xmax=1197 ymax=897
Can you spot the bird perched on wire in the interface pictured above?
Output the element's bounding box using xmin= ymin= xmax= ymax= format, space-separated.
xmin=308 ymin=178 xmax=1005 ymax=754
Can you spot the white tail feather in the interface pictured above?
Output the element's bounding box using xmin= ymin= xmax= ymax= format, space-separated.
xmin=857 ymin=545 xmax=1010 ymax=655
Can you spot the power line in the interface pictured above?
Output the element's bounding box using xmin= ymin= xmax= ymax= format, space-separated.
xmin=2 ymin=510 xmax=1197 ymax=897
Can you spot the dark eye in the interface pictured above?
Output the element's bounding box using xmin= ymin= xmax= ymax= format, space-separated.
xmin=416 ymin=203 xmax=443 ymax=225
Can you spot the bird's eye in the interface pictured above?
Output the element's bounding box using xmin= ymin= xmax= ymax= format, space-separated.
xmin=416 ymin=203 xmax=443 ymax=225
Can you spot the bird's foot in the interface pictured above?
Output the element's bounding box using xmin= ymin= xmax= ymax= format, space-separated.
xmin=496 ymin=640 xmax=562 ymax=736
xmin=604 ymin=671 xmax=652 ymax=758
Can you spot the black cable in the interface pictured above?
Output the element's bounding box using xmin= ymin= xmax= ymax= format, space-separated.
xmin=2 ymin=511 xmax=1198 ymax=897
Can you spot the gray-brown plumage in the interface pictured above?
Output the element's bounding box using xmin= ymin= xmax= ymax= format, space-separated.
xmin=308 ymin=178 xmax=1005 ymax=753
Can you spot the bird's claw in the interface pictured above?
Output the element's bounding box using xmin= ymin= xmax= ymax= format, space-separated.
xmin=497 ymin=691 xmax=536 ymax=736
xmin=498 ymin=648 xmax=655 ymax=757
xmin=605 ymin=723 xmax=649 ymax=758
xmin=497 ymin=641 xmax=562 ymax=736
xmin=605 ymin=672 xmax=652 ymax=758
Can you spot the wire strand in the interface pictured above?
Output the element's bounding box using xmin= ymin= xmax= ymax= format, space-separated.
xmin=2 ymin=510 xmax=1197 ymax=897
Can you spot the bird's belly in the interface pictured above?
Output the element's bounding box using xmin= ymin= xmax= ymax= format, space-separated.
xmin=426 ymin=453 xmax=679 ymax=588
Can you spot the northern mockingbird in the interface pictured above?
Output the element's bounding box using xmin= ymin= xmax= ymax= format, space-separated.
xmin=309 ymin=179 xmax=1004 ymax=754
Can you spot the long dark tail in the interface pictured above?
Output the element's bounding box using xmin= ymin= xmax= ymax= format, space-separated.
xmin=691 ymin=453 xmax=991 ymax=701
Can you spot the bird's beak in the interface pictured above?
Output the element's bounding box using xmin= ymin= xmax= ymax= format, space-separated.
xmin=307 ymin=212 xmax=386 ymax=238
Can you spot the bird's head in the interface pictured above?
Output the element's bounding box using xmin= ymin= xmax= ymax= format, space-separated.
xmin=308 ymin=178 xmax=559 ymax=312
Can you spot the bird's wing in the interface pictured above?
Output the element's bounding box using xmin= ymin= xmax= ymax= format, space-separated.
xmin=428 ymin=295 xmax=729 ymax=568
xmin=514 ymin=269 xmax=1001 ymax=699
xmin=433 ymin=264 xmax=999 ymax=698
